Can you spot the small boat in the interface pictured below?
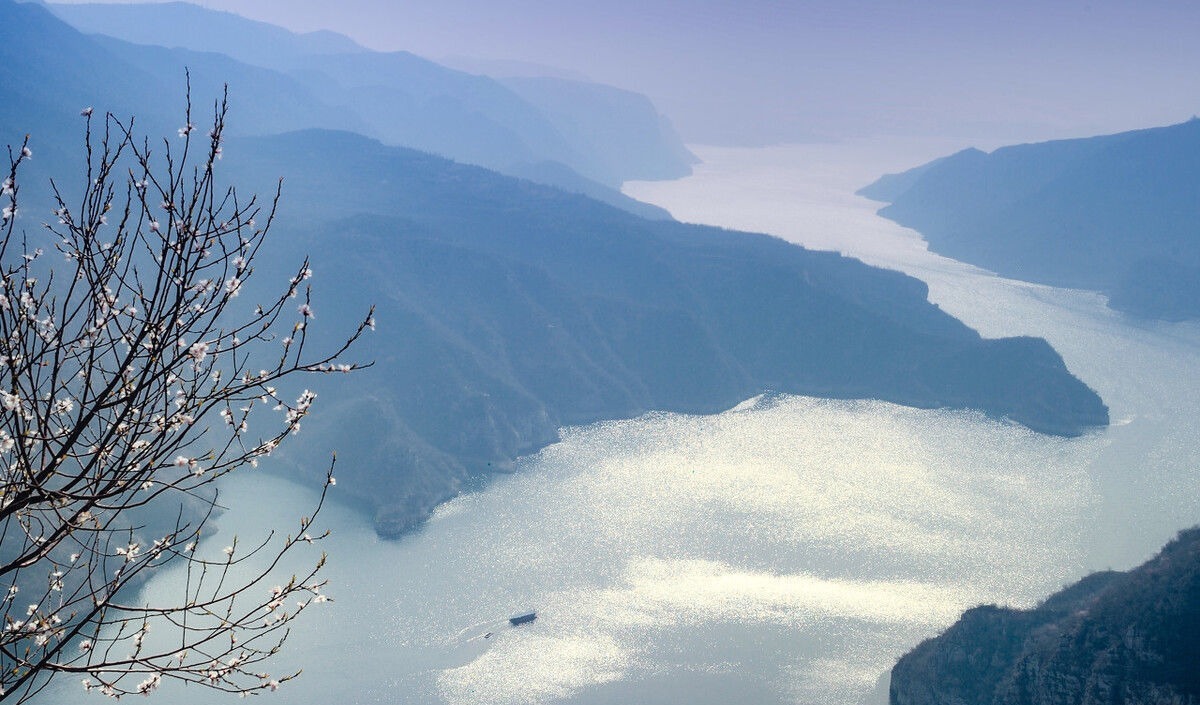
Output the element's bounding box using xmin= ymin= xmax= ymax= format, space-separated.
xmin=508 ymin=612 xmax=537 ymax=626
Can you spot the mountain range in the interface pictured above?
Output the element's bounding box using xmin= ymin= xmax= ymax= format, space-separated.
xmin=21 ymin=0 xmax=693 ymax=219
xmin=861 ymin=120 xmax=1200 ymax=321
xmin=0 ymin=0 xmax=1109 ymax=534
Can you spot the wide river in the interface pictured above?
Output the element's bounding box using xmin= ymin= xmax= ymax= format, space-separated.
xmin=42 ymin=141 xmax=1200 ymax=704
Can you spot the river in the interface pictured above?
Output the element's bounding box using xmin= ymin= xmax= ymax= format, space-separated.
xmin=39 ymin=140 xmax=1200 ymax=705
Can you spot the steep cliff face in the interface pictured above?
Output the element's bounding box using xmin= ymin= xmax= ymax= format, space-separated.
xmin=891 ymin=528 xmax=1200 ymax=705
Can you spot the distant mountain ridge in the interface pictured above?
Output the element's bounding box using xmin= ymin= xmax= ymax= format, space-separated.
xmin=860 ymin=120 xmax=1200 ymax=320
xmin=51 ymin=0 xmax=369 ymax=65
xmin=890 ymin=526 xmax=1200 ymax=705
xmin=499 ymin=76 xmax=699 ymax=183
xmin=46 ymin=1 xmax=697 ymax=189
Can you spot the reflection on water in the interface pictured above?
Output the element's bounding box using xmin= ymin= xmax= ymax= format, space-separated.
xmin=427 ymin=396 xmax=1099 ymax=705
xmin=40 ymin=142 xmax=1200 ymax=705
xmin=55 ymin=394 xmax=1099 ymax=705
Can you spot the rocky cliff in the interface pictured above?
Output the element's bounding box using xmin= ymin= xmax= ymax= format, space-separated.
xmin=891 ymin=527 xmax=1200 ymax=705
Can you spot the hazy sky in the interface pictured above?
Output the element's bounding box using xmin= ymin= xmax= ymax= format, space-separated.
xmin=49 ymin=0 xmax=1200 ymax=146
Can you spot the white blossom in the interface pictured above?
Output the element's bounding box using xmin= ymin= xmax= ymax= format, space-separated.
xmin=136 ymin=673 xmax=162 ymax=695
xmin=188 ymin=340 xmax=210 ymax=363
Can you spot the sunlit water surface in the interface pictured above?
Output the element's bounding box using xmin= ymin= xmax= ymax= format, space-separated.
xmin=42 ymin=140 xmax=1200 ymax=705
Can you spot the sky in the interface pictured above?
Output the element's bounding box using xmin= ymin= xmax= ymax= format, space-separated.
xmin=47 ymin=0 xmax=1200 ymax=147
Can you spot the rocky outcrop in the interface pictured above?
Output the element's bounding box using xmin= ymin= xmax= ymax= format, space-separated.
xmin=891 ymin=527 xmax=1200 ymax=705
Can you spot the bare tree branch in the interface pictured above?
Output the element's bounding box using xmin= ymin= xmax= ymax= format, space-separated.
xmin=0 ymin=80 xmax=371 ymax=701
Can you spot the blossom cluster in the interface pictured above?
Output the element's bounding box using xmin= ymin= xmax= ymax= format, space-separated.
xmin=0 ymin=97 xmax=370 ymax=700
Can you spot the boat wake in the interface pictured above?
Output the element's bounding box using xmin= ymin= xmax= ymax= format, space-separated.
xmin=453 ymin=611 xmax=538 ymax=647
xmin=453 ymin=618 xmax=512 ymax=645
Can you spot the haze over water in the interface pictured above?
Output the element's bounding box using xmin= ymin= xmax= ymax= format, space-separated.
xmin=42 ymin=142 xmax=1200 ymax=705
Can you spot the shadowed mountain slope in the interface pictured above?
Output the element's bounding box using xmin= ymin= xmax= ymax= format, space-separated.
xmin=216 ymin=129 xmax=1108 ymax=534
